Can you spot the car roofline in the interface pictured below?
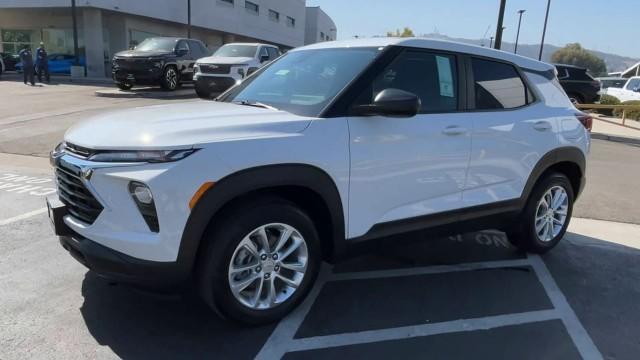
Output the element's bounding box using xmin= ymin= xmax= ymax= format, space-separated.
xmin=292 ymin=37 xmax=553 ymax=73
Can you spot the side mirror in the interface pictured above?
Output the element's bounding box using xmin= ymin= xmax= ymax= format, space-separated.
xmin=176 ymin=48 xmax=188 ymax=57
xmin=351 ymin=88 xmax=421 ymax=117
xmin=260 ymin=55 xmax=270 ymax=63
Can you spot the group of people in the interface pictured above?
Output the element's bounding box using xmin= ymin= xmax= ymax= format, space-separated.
xmin=18 ymin=42 xmax=50 ymax=86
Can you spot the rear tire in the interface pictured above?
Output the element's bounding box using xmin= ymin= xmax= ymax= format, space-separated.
xmin=116 ymin=82 xmax=133 ymax=90
xmin=197 ymin=197 xmax=321 ymax=324
xmin=508 ymin=172 xmax=574 ymax=253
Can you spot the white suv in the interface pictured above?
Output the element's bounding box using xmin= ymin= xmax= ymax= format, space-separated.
xmin=193 ymin=43 xmax=281 ymax=99
xmin=48 ymin=38 xmax=590 ymax=324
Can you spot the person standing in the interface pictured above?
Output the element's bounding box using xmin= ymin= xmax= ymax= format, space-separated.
xmin=18 ymin=45 xmax=35 ymax=86
xmin=36 ymin=42 xmax=50 ymax=83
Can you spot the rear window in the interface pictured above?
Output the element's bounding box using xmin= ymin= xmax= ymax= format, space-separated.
xmin=568 ymin=68 xmax=594 ymax=81
xmin=471 ymin=58 xmax=532 ymax=110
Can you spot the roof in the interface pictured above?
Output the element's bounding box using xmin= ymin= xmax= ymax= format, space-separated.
xmin=554 ymin=63 xmax=587 ymax=70
xmin=621 ymin=62 xmax=640 ymax=77
xmin=293 ymin=37 xmax=553 ymax=73
xmin=223 ymin=43 xmax=278 ymax=47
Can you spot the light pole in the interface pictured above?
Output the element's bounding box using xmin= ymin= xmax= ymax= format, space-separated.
xmin=186 ymin=0 xmax=192 ymax=38
xmin=71 ymin=0 xmax=79 ymax=65
xmin=539 ymin=0 xmax=551 ymax=60
xmin=494 ymin=0 xmax=506 ymax=49
xmin=514 ymin=9 xmax=526 ymax=54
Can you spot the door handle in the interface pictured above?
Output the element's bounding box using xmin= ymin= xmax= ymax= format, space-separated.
xmin=533 ymin=121 xmax=552 ymax=131
xmin=442 ymin=125 xmax=468 ymax=136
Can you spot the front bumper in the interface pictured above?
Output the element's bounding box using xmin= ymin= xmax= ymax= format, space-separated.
xmin=49 ymin=197 xmax=189 ymax=289
xmin=112 ymin=68 xmax=163 ymax=85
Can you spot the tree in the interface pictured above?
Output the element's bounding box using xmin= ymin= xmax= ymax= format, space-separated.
xmin=386 ymin=27 xmax=415 ymax=38
xmin=551 ymin=43 xmax=607 ymax=76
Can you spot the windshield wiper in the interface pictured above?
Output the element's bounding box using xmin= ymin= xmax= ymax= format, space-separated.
xmin=232 ymin=100 xmax=278 ymax=111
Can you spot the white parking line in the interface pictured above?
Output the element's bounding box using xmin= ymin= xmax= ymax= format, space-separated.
xmin=330 ymin=258 xmax=531 ymax=281
xmin=0 ymin=208 xmax=47 ymax=226
xmin=529 ymin=254 xmax=603 ymax=360
xmin=287 ymin=310 xmax=560 ymax=352
xmin=256 ymin=254 xmax=603 ymax=359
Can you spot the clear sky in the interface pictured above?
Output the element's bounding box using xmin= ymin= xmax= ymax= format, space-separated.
xmin=307 ymin=0 xmax=639 ymax=59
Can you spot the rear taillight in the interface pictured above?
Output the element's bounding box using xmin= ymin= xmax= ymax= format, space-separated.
xmin=575 ymin=112 xmax=593 ymax=132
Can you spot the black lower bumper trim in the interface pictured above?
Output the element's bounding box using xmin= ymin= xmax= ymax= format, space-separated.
xmin=59 ymin=234 xmax=190 ymax=290
xmin=195 ymin=76 xmax=236 ymax=93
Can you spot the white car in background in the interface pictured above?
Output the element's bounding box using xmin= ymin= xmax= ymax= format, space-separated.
xmin=603 ymin=76 xmax=640 ymax=102
xmin=193 ymin=43 xmax=281 ymax=99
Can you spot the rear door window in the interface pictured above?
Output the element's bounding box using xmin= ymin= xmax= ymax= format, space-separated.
xmin=471 ymin=58 xmax=531 ymax=110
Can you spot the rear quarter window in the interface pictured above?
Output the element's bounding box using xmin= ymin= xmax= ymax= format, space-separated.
xmin=471 ymin=58 xmax=532 ymax=110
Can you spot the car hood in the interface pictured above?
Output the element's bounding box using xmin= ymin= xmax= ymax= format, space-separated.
xmin=197 ymin=56 xmax=255 ymax=65
xmin=64 ymin=101 xmax=312 ymax=150
xmin=114 ymin=50 xmax=173 ymax=58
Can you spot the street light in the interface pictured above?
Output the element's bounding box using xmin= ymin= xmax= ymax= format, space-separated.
xmin=71 ymin=0 xmax=80 ymax=65
xmin=186 ymin=0 xmax=192 ymax=38
xmin=494 ymin=0 xmax=507 ymax=49
xmin=514 ymin=9 xmax=526 ymax=54
xmin=539 ymin=0 xmax=552 ymax=60
xmin=489 ymin=36 xmax=494 ymax=48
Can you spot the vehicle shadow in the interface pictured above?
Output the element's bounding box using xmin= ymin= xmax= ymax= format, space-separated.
xmin=78 ymin=229 xmax=640 ymax=359
xmin=79 ymin=274 xmax=275 ymax=360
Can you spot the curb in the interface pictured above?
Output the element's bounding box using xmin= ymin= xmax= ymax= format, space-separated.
xmin=591 ymin=132 xmax=640 ymax=145
xmin=94 ymin=88 xmax=197 ymax=99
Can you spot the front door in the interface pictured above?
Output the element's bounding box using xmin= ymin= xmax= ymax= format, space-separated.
xmin=347 ymin=49 xmax=472 ymax=238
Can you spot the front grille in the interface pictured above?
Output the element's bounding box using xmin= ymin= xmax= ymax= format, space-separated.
xmin=114 ymin=58 xmax=151 ymax=71
xmin=64 ymin=143 xmax=93 ymax=159
xmin=55 ymin=163 xmax=103 ymax=225
xmin=200 ymin=64 xmax=231 ymax=74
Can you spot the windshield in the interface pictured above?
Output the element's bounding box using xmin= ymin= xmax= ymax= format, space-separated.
xmin=220 ymin=48 xmax=381 ymax=117
xmin=135 ymin=38 xmax=177 ymax=52
xmin=214 ymin=45 xmax=258 ymax=58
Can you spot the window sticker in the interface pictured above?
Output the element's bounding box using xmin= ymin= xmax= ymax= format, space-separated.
xmin=436 ymin=56 xmax=454 ymax=98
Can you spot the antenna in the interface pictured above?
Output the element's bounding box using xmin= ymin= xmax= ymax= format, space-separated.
xmin=482 ymin=25 xmax=491 ymax=46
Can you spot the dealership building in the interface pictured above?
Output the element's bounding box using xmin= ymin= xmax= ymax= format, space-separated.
xmin=0 ymin=0 xmax=337 ymax=77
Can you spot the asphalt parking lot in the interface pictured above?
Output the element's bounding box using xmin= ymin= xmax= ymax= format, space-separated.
xmin=2 ymin=80 xmax=640 ymax=359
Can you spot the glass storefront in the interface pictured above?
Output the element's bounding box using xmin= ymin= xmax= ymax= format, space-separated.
xmin=1 ymin=28 xmax=83 ymax=55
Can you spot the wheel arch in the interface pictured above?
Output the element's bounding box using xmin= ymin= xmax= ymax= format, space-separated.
xmin=522 ymin=146 xmax=586 ymax=204
xmin=177 ymin=164 xmax=346 ymax=275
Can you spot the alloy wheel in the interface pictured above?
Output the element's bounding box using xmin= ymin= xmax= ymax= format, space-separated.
xmin=534 ymin=185 xmax=569 ymax=242
xmin=227 ymin=223 xmax=308 ymax=310
xmin=166 ymin=68 xmax=177 ymax=89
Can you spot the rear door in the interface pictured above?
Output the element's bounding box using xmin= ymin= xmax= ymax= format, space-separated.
xmin=347 ymin=48 xmax=472 ymax=238
xmin=175 ymin=40 xmax=193 ymax=78
xmin=463 ymin=57 xmax=558 ymax=208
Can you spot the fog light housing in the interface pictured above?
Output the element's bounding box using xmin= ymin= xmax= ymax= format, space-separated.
xmin=128 ymin=181 xmax=159 ymax=232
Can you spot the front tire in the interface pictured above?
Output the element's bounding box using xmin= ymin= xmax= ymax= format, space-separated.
xmin=509 ymin=173 xmax=574 ymax=253
xmin=116 ymin=82 xmax=133 ymax=90
xmin=197 ymin=198 xmax=321 ymax=324
xmin=160 ymin=66 xmax=179 ymax=91
xmin=195 ymin=86 xmax=212 ymax=100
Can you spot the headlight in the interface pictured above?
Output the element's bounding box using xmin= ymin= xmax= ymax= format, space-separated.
xmin=194 ymin=64 xmax=200 ymax=73
xmin=49 ymin=141 xmax=66 ymax=166
xmin=88 ymin=149 xmax=198 ymax=163
xmin=237 ymin=67 xmax=246 ymax=78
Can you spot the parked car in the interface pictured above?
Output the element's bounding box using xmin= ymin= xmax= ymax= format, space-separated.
xmin=601 ymin=76 xmax=640 ymax=102
xmin=0 ymin=52 xmax=18 ymax=71
xmin=16 ymin=54 xmax=86 ymax=74
xmin=193 ymin=43 xmax=281 ymax=99
xmin=597 ymin=76 xmax=627 ymax=93
xmin=112 ymin=37 xmax=209 ymax=91
xmin=555 ymin=64 xmax=600 ymax=104
xmin=48 ymin=38 xmax=589 ymax=325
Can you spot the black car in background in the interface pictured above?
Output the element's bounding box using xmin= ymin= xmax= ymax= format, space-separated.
xmin=112 ymin=37 xmax=209 ymax=91
xmin=1 ymin=52 xmax=19 ymax=71
xmin=555 ymin=64 xmax=600 ymax=104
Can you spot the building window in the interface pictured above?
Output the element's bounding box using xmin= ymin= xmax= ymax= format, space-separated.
xmin=218 ymin=0 xmax=234 ymax=5
xmin=286 ymin=16 xmax=295 ymax=27
xmin=245 ymin=1 xmax=259 ymax=14
xmin=269 ymin=9 xmax=280 ymax=22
